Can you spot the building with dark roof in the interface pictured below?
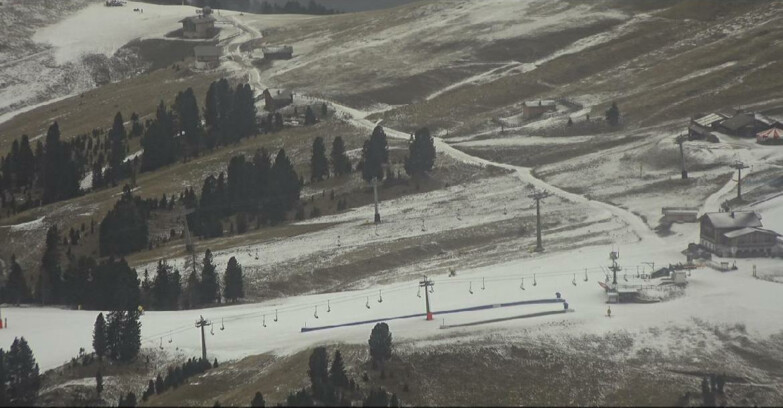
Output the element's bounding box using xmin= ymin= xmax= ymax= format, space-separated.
xmin=717 ymin=113 xmax=768 ymax=138
xmin=262 ymin=45 xmax=294 ymax=60
xmin=522 ymin=100 xmax=557 ymax=120
xmin=262 ymin=89 xmax=293 ymax=111
xmin=180 ymin=14 xmax=216 ymax=39
xmin=699 ymin=211 xmax=780 ymax=257
xmin=194 ymin=45 xmax=222 ymax=69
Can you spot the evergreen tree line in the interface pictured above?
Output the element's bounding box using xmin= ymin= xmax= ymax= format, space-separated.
xmin=139 ymin=250 xmax=244 ymax=311
xmin=357 ymin=125 xmax=435 ymax=185
xmin=141 ymin=357 xmax=215 ymax=401
xmin=309 ymin=135 xmax=352 ymax=182
xmin=99 ymin=186 xmax=151 ymax=257
xmin=189 ymin=147 xmax=301 ymax=239
xmin=0 ymin=337 xmax=41 ymax=406
xmin=158 ymin=0 xmax=342 ymax=15
xmin=92 ymin=310 xmax=142 ymax=362
xmin=0 ymin=111 xmax=146 ymax=219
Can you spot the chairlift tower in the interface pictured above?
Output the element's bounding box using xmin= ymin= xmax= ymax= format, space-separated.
xmin=609 ymin=250 xmax=621 ymax=287
xmin=529 ymin=190 xmax=551 ymax=252
xmin=195 ymin=315 xmax=211 ymax=361
xmin=372 ymin=177 xmax=381 ymax=224
xmin=730 ymin=160 xmax=749 ymax=200
xmin=419 ymin=276 xmax=435 ymax=320
xmin=675 ymin=134 xmax=688 ymax=179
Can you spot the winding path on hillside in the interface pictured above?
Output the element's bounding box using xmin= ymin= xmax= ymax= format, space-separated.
xmin=224 ymin=17 xmax=661 ymax=246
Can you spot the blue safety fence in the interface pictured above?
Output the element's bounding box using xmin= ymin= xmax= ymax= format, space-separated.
xmin=300 ymin=297 xmax=565 ymax=333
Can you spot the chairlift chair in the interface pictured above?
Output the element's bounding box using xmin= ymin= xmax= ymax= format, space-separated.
xmin=584 ymin=269 xmax=588 ymax=282
xmin=481 ymin=277 xmax=485 ymax=290
xmin=159 ymin=338 xmax=164 ymax=350
xmin=327 ymin=300 xmax=331 ymax=313
xmin=220 ymin=318 xmax=225 ymax=331
xmin=520 ymin=277 xmax=525 ymax=290
xmin=262 ymin=314 xmax=267 ymax=328
xmin=365 ymin=297 xmax=371 ymax=309
xmin=469 ymin=282 xmax=473 ymax=294
xmin=533 ymin=273 xmax=537 ymax=286
xmin=210 ymin=325 xmax=214 ymax=335
xmin=572 ymin=274 xmax=577 ymax=286
xmin=274 ymin=309 xmax=278 ymax=322
xmin=378 ymin=290 xmax=383 ymax=303
xmin=314 ymin=306 xmax=319 ymax=319
xmin=416 ymin=287 xmax=421 ymax=298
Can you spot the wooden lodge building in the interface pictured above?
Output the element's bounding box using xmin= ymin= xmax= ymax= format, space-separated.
xmin=699 ymin=211 xmax=781 ymax=257
xmin=261 ymin=89 xmax=293 ymax=111
xmin=180 ymin=8 xmax=216 ymax=39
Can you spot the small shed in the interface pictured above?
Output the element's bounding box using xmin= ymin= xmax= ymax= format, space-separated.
xmin=662 ymin=207 xmax=699 ymax=223
xmin=261 ymin=45 xmax=294 ymax=60
xmin=262 ymin=89 xmax=293 ymax=111
xmin=522 ymin=100 xmax=557 ymax=120
xmin=194 ymin=45 xmax=222 ymax=69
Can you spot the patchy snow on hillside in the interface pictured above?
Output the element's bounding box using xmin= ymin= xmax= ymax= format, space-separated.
xmin=32 ymin=2 xmax=203 ymax=64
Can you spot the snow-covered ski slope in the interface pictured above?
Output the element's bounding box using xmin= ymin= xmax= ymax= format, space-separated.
xmin=2 ymin=0 xmax=783 ymax=374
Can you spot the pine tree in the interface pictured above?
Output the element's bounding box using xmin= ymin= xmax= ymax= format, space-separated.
xmin=321 ymin=102 xmax=328 ymax=117
xmin=200 ymin=249 xmax=219 ymax=304
xmin=605 ymin=102 xmax=620 ymax=126
xmin=404 ymin=127 xmax=436 ymax=177
xmin=16 ymin=135 xmax=34 ymax=188
xmin=361 ymin=126 xmax=389 ymax=183
xmin=329 ymin=350 xmax=349 ymax=389
xmin=96 ymin=370 xmax=103 ymax=395
xmin=251 ymin=391 xmax=265 ymax=407
xmin=330 ymin=136 xmax=351 ymax=176
xmin=363 ymin=388 xmax=390 ymax=407
xmin=304 ymin=106 xmax=317 ymax=125
xmin=390 ymin=393 xmax=401 ymax=407
xmin=223 ymin=256 xmax=244 ymax=303
xmin=40 ymin=225 xmax=63 ymax=304
xmin=155 ymin=374 xmax=164 ymax=394
xmin=186 ymin=270 xmax=201 ymax=309
xmin=213 ymin=358 xmax=219 ymax=368
xmin=5 ymin=255 xmax=30 ymax=305
xmin=267 ymin=149 xmax=301 ymax=224
xmin=144 ymin=379 xmax=155 ymax=400
xmin=109 ymin=112 xmax=128 ymax=182
xmin=93 ymin=313 xmax=107 ymax=358
xmin=368 ymin=323 xmax=392 ymax=366
xmin=310 ymin=137 xmax=329 ymax=181
xmin=6 ymin=337 xmax=40 ymax=406
xmin=0 ymin=349 xmax=7 ymax=406
xmin=118 ymin=309 xmax=142 ymax=361
xmin=175 ymin=88 xmax=203 ymax=157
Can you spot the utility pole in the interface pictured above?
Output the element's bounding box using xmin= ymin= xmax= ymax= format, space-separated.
xmin=195 ymin=315 xmax=211 ymax=361
xmin=609 ymin=250 xmax=621 ymax=287
xmin=675 ymin=134 xmax=688 ymax=179
xmin=730 ymin=160 xmax=749 ymax=200
xmin=372 ymin=177 xmax=381 ymax=224
xmin=529 ymin=190 xmax=551 ymax=252
xmin=419 ymin=276 xmax=435 ymax=321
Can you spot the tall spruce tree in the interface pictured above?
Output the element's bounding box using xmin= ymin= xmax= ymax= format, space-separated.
xmin=175 ymin=88 xmax=203 ymax=157
xmin=96 ymin=370 xmax=103 ymax=395
xmin=330 ymin=136 xmax=351 ymax=176
xmin=93 ymin=313 xmax=107 ymax=358
xmin=267 ymin=149 xmax=300 ymax=224
xmin=6 ymin=337 xmax=40 ymax=406
xmin=404 ymin=127 xmax=436 ymax=177
xmin=606 ymin=102 xmax=620 ymax=126
xmin=251 ymin=391 xmax=265 ymax=407
xmin=304 ymin=106 xmax=317 ymax=125
xmin=361 ymin=126 xmax=389 ymax=183
xmin=0 ymin=349 xmax=6 ymax=406
xmin=308 ymin=347 xmax=329 ymax=400
xmin=329 ymin=350 xmax=349 ymax=389
xmin=310 ymin=137 xmax=329 ymax=181
xmin=5 ymin=255 xmax=30 ymax=305
xmin=368 ymin=323 xmax=392 ymax=366
xmin=16 ymin=135 xmax=34 ymax=189
xmin=119 ymin=309 xmax=142 ymax=361
xmin=108 ymin=112 xmax=128 ymax=182
xmin=200 ymin=249 xmax=219 ymax=304
xmin=40 ymin=225 xmax=63 ymax=304
xmin=223 ymin=256 xmax=243 ymax=303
